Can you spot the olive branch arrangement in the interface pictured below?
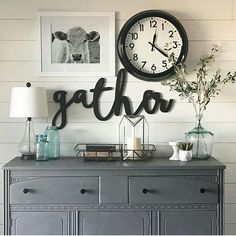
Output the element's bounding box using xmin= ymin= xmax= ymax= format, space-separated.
xmin=161 ymin=45 xmax=236 ymax=119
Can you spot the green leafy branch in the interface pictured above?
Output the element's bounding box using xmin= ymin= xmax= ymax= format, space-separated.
xmin=161 ymin=45 xmax=236 ymax=117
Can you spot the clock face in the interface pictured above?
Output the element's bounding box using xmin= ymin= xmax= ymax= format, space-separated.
xmin=117 ymin=10 xmax=188 ymax=81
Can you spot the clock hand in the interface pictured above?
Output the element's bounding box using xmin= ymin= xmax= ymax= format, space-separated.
xmin=148 ymin=42 xmax=169 ymax=57
xmin=151 ymin=29 xmax=157 ymax=51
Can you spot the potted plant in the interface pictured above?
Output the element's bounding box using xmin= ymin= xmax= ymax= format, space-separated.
xmin=178 ymin=142 xmax=193 ymax=161
xmin=162 ymin=45 xmax=236 ymax=159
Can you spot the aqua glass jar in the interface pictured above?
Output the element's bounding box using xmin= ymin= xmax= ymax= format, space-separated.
xmin=185 ymin=115 xmax=214 ymax=160
xmin=35 ymin=134 xmax=48 ymax=161
xmin=44 ymin=126 xmax=60 ymax=159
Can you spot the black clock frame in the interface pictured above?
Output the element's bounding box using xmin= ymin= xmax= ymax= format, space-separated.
xmin=117 ymin=10 xmax=188 ymax=81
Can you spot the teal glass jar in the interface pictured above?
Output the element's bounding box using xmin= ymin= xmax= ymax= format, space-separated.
xmin=185 ymin=115 xmax=214 ymax=160
xmin=44 ymin=126 xmax=60 ymax=159
xmin=35 ymin=134 xmax=48 ymax=161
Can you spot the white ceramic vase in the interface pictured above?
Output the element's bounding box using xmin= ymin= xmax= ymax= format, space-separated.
xmin=179 ymin=150 xmax=192 ymax=161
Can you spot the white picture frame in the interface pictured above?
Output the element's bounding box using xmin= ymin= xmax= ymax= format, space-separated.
xmin=39 ymin=12 xmax=115 ymax=77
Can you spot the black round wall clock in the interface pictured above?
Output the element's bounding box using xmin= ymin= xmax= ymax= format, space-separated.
xmin=117 ymin=10 xmax=188 ymax=81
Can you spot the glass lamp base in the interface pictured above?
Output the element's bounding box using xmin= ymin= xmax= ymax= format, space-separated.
xmin=19 ymin=118 xmax=36 ymax=160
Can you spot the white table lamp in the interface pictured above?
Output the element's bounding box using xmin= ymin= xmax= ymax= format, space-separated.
xmin=9 ymin=83 xmax=48 ymax=159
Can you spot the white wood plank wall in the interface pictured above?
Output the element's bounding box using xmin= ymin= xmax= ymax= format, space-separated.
xmin=0 ymin=0 xmax=236 ymax=234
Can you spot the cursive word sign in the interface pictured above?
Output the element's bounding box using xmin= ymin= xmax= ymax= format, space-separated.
xmin=52 ymin=69 xmax=175 ymax=129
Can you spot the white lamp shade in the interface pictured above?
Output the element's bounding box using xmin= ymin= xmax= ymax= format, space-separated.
xmin=9 ymin=87 xmax=48 ymax=118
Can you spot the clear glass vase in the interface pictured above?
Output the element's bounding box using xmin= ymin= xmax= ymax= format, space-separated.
xmin=185 ymin=114 xmax=214 ymax=160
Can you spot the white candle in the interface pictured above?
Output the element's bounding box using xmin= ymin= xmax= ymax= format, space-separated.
xmin=127 ymin=137 xmax=141 ymax=150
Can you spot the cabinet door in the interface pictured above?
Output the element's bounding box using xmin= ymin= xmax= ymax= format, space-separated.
xmin=160 ymin=210 xmax=217 ymax=235
xmin=79 ymin=211 xmax=150 ymax=235
xmin=11 ymin=212 xmax=68 ymax=235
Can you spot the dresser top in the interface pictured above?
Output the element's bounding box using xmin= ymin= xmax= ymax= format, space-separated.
xmin=3 ymin=156 xmax=225 ymax=170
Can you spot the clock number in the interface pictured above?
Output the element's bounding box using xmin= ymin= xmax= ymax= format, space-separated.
xmin=129 ymin=43 xmax=135 ymax=50
xmin=169 ymin=30 xmax=174 ymax=38
xmin=133 ymin=54 xmax=138 ymax=61
xmin=139 ymin=24 xmax=144 ymax=31
xmin=141 ymin=61 xmax=147 ymax=68
xmin=131 ymin=32 xmax=138 ymax=40
xmin=173 ymin=41 xmax=178 ymax=48
xmin=151 ymin=64 xmax=157 ymax=72
xmin=150 ymin=20 xmax=157 ymax=28
xmin=162 ymin=23 xmax=165 ymax=30
xmin=162 ymin=60 xmax=167 ymax=68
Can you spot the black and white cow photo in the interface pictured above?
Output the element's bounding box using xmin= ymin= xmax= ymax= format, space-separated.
xmin=51 ymin=25 xmax=100 ymax=64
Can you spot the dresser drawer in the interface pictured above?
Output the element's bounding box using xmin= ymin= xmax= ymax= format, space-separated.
xmin=10 ymin=177 xmax=99 ymax=204
xmin=129 ymin=176 xmax=218 ymax=204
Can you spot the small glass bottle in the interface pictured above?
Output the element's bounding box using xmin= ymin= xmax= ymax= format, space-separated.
xmin=44 ymin=126 xmax=60 ymax=159
xmin=35 ymin=134 xmax=48 ymax=161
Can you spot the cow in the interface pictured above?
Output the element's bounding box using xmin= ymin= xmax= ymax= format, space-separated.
xmin=52 ymin=27 xmax=100 ymax=64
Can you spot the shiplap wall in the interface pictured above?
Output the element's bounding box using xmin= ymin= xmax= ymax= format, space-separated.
xmin=1 ymin=0 xmax=236 ymax=234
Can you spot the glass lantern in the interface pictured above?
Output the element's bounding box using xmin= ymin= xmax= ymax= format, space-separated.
xmin=119 ymin=115 xmax=149 ymax=160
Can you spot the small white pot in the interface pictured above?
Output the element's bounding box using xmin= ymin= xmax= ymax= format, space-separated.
xmin=179 ymin=150 xmax=192 ymax=161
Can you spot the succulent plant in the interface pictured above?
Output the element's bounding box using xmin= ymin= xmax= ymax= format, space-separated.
xmin=178 ymin=142 xmax=193 ymax=151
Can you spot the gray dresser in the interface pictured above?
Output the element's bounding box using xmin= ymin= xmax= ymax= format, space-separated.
xmin=3 ymin=156 xmax=225 ymax=235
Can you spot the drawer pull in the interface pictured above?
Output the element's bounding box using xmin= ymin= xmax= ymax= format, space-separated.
xmin=23 ymin=188 xmax=29 ymax=194
xmin=80 ymin=189 xmax=86 ymax=194
xmin=200 ymin=188 xmax=206 ymax=193
xmin=142 ymin=188 xmax=149 ymax=194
